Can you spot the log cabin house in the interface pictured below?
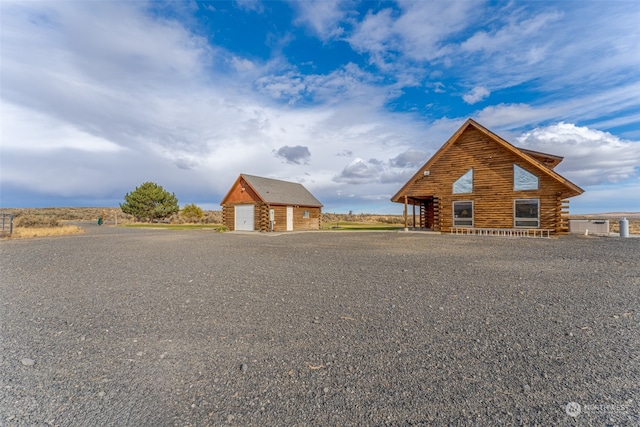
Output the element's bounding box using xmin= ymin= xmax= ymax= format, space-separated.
xmin=221 ymin=174 xmax=323 ymax=232
xmin=391 ymin=119 xmax=584 ymax=235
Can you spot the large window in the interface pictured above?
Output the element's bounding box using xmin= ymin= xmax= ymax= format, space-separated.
xmin=453 ymin=168 xmax=473 ymax=194
xmin=453 ymin=201 xmax=473 ymax=227
xmin=514 ymin=199 xmax=540 ymax=227
xmin=514 ymin=164 xmax=538 ymax=190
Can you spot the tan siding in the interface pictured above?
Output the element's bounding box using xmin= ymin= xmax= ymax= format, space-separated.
xmin=222 ymin=205 xmax=234 ymax=230
xmin=293 ymin=207 xmax=321 ymax=230
xmin=254 ymin=205 xmax=322 ymax=232
xmin=271 ymin=206 xmax=288 ymax=232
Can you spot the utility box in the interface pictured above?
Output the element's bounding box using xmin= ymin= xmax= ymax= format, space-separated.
xmin=569 ymin=219 xmax=609 ymax=236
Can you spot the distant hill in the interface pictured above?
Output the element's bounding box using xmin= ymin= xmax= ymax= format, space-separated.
xmin=573 ymin=212 xmax=640 ymax=219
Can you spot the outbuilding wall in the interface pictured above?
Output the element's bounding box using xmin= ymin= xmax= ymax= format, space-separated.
xmin=221 ymin=174 xmax=323 ymax=232
xmin=268 ymin=206 xmax=321 ymax=232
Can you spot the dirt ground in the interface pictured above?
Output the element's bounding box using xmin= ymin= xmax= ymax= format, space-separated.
xmin=1 ymin=225 xmax=638 ymax=426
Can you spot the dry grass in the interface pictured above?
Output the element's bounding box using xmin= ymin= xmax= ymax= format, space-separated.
xmin=2 ymin=208 xmax=638 ymax=237
xmin=0 ymin=207 xmax=224 ymax=225
xmin=2 ymin=207 xmax=136 ymax=224
xmin=323 ymin=212 xmax=404 ymax=225
xmin=11 ymin=225 xmax=85 ymax=238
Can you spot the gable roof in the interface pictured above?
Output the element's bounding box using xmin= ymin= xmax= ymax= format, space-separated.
xmin=224 ymin=174 xmax=323 ymax=207
xmin=391 ymin=118 xmax=584 ymax=202
xmin=518 ymin=148 xmax=564 ymax=169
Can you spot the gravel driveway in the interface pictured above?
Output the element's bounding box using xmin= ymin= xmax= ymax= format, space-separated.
xmin=1 ymin=224 xmax=638 ymax=426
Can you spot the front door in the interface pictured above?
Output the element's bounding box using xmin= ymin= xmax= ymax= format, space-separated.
xmin=286 ymin=206 xmax=293 ymax=231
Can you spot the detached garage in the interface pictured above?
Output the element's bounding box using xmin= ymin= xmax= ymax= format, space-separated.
xmin=220 ymin=174 xmax=323 ymax=232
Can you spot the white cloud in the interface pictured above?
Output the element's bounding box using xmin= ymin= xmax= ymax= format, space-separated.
xmin=230 ymin=56 xmax=257 ymax=72
xmin=347 ymin=1 xmax=475 ymax=68
xmin=2 ymin=103 xmax=124 ymax=153
xmin=460 ymin=10 xmax=562 ymax=56
xmin=463 ymin=86 xmax=490 ymax=105
xmin=334 ymin=158 xmax=383 ymax=184
xmin=0 ymin=0 xmax=432 ymax=209
xmin=347 ymin=8 xmax=397 ymax=67
xmin=234 ymin=0 xmax=264 ymax=14
xmin=392 ymin=1 xmax=475 ymax=61
xmin=516 ymin=122 xmax=640 ymax=186
xmin=1 ymin=1 xmax=639 ymax=214
xmin=389 ymin=149 xmax=429 ymax=168
xmin=474 ymin=103 xmax=556 ymax=129
xmin=291 ymin=0 xmax=346 ymax=40
xmin=454 ymin=3 xmax=640 ymax=95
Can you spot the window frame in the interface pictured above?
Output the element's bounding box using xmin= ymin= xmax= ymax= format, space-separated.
xmin=453 ymin=200 xmax=474 ymax=227
xmin=514 ymin=198 xmax=540 ymax=228
xmin=453 ymin=168 xmax=474 ymax=194
xmin=513 ymin=164 xmax=539 ymax=191
xmin=303 ymin=210 xmax=310 ymax=219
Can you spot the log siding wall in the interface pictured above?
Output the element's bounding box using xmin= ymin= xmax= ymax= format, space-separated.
xmin=221 ymin=176 xmax=322 ymax=231
xmin=405 ymin=128 xmax=572 ymax=233
xmin=223 ymin=203 xmax=321 ymax=231
xmin=268 ymin=206 xmax=322 ymax=232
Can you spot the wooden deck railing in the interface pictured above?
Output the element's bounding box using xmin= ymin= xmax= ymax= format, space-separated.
xmin=449 ymin=227 xmax=552 ymax=238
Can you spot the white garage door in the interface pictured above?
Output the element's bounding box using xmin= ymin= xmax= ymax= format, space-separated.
xmin=235 ymin=205 xmax=255 ymax=231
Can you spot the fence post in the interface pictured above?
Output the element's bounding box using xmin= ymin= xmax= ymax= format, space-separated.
xmin=1 ymin=213 xmax=14 ymax=236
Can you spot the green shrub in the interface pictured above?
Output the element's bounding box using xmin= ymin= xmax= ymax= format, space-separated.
xmin=181 ymin=203 xmax=204 ymax=222
xmin=120 ymin=182 xmax=179 ymax=222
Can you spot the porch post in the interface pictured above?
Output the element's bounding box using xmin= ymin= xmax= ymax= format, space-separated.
xmin=412 ymin=203 xmax=416 ymax=228
xmin=404 ymin=195 xmax=408 ymax=231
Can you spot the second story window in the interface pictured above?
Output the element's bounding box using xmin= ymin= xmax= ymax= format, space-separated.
xmin=453 ymin=168 xmax=473 ymax=194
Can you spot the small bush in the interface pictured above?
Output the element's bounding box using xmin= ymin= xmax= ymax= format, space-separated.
xmin=181 ymin=203 xmax=204 ymax=222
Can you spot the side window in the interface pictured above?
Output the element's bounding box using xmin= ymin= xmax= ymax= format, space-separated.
xmin=514 ymin=164 xmax=538 ymax=190
xmin=453 ymin=201 xmax=473 ymax=226
xmin=453 ymin=169 xmax=473 ymax=194
xmin=514 ymin=199 xmax=540 ymax=227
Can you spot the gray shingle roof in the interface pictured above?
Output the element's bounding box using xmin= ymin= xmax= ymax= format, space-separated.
xmin=242 ymin=174 xmax=323 ymax=207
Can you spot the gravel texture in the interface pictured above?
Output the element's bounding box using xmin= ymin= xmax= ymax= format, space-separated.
xmin=1 ymin=224 xmax=638 ymax=426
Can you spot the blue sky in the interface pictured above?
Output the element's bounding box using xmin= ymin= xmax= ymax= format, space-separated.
xmin=1 ymin=0 xmax=639 ymax=214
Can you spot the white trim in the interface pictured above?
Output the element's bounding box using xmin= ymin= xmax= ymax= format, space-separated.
xmin=286 ymin=206 xmax=293 ymax=231
xmin=514 ymin=164 xmax=539 ymax=191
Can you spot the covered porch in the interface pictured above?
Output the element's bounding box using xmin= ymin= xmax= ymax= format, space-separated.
xmin=402 ymin=195 xmax=440 ymax=231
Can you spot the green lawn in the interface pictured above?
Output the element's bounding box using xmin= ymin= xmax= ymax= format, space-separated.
xmin=122 ymin=222 xmax=401 ymax=231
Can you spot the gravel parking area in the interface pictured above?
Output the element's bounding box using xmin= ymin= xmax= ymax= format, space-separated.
xmin=1 ymin=225 xmax=638 ymax=426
